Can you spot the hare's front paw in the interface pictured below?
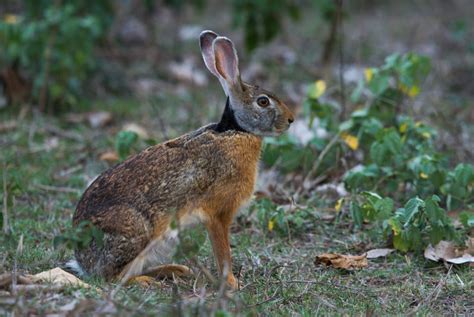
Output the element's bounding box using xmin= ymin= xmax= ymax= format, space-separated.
xmin=226 ymin=274 xmax=240 ymax=290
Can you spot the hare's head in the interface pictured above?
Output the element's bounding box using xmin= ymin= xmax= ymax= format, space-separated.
xmin=200 ymin=30 xmax=294 ymax=137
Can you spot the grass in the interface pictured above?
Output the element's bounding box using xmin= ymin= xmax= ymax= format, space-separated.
xmin=1 ymin=97 xmax=472 ymax=316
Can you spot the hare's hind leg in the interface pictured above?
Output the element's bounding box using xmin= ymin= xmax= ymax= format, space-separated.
xmin=118 ymin=228 xmax=190 ymax=283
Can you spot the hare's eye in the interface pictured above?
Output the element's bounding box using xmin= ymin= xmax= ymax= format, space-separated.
xmin=257 ymin=96 xmax=270 ymax=107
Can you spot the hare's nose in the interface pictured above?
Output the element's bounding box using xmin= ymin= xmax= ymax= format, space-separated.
xmin=288 ymin=117 xmax=294 ymax=124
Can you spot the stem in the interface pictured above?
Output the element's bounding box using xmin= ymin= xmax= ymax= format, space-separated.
xmin=3 ymin=161 xmax=9 ymax=235
xmin=336 ymin=0 xmax=346 ymax=120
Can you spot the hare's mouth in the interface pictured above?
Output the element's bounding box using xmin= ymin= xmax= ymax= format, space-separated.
xmin=272 ymin=125 xmax=291 ymax=135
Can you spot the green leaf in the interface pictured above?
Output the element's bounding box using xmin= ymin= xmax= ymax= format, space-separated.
xmin=374 ymin=197 xmax=394 ymax=220
xmin=368 ymin=73 xmax=389 ymax=95
xmin=459 ymin=211 xmax=474 ymax=228
xmin=115 ymin=130 xmax=138 ymax=161
xmin=401 ymin=197 xmax=425 ymax=226
xmin=393 ymin=231 xmax=409 ymax=252
xmin=454 ymin=163 xmax=474 ymax=187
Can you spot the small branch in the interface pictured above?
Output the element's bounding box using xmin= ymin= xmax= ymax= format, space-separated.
xmin=295 ymin=133 xmax=340 ymax=200
xmin=38 ymin=0 xmax=62 ymax=112
xmin=2 ymin=162 xmax=9 ymax=235
xmin=33 ymin=184 xmax=80 ymax=194
xmin=408 ymin=265 xmax=452 ymax=315
xmin=38 ymin=28 xmax=58 ymax=113
xmin=336 ymin=0 xmax=346 ymax=120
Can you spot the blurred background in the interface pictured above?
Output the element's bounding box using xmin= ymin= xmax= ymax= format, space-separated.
xmin=1 ymin=1 xmax=473 ymax=144
xmin=1 ymin=0 xmax=474 ymax=225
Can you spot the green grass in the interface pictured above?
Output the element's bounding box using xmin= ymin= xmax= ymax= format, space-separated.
xmin=1 ymin=101 xmax=473 ymax=316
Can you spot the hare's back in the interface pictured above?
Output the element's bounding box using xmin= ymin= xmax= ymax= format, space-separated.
xmin=73 ymin=129 xmax=252 ymax=227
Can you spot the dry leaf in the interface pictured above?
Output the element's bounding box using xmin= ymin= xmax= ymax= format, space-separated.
xmin=366 ymin=248 xmax=395 ymax=259
xmin=100 ymin=151 xmax=119 ymax=163
xmin=30 ymin=267 xmax=92 ymax=288
xmin=0 ymin=120 xmax=17 ymax=133
xmin=424 ymin=240 xmax=474 ymax=264
xmin=87 ymin=111 xmax=112 ymax=128
xmin=169 ymin=57 xmax=207 ymax=86
xmin=122 ymin=123 xmax=149 ymax=139
xmin=315 ymin=253 xmax=368 ymax=269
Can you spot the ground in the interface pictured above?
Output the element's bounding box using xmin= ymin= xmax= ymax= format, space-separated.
xmin=1 ymin=0 xmax=474 ymax=315
xmin=1 ymin=102 xmax=472 ymax=315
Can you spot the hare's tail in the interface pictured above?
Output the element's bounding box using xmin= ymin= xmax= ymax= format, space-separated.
xmin=64 ymin=258 xmax=87 ymax=278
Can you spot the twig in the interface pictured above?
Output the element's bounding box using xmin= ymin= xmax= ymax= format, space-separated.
xmin=11 ymin=284 xmax=66 ymax=293
xmin=408 ymin=265 xmax=452 ymax=315
xmin=33 ymin=184 xmax=80 ymax=194
xmin=295 ymin=133 xmax=340 ymax=199
xmin=38 ymin=0 xmax=61 ymax=112
xmin=190 ymin=257 xmax=217 ymax=286
xmin=337 ymin=0 xmax=346 ymax=120
xmin=2 ymin=162 xmax=9 ymax=235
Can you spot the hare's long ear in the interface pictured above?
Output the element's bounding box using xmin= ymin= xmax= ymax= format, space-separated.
xmin=213 ymin=37 xmax=242 ymax=92
xmin=199 ymin=30 xmax=219 ymax=77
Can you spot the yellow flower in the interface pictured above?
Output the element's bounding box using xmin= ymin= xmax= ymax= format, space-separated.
xmin=340 ymin=132 xmax=359 ymax=150
xmin=399 ymin=83 xmax=420 ymax=98
xmin=4 ymin=14 xmax=18 ymax=24
xmin=364 ymin=68 xmax=373 ymax=82
xmin=399 ymin=123 xmax=408 ymax=134
xmin=388 ymin=220 xmax=401 ymax=236
xmin=309 ymin=80 xmax=326 ymax=99
xmin=408 ymin=85 xmax=420 ymax=97
xmin=268 ymin=219 xmax=275 ymax=232
xmin=419 ymin=172 xmax=429 ymax=179
xmin=421 ymin=132 xmax=431 ymax=139
xmin=335 ymin=198 xmax=344 ymax=213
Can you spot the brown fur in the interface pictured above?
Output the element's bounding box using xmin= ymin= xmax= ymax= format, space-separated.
xmin=72 ymin=30 xmax=293 ymax=288
xmin=73 ymin=128 xmax=262 ymax=286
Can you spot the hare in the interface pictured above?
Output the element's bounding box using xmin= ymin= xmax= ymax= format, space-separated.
xmin=71 ymin=30 xmax=294 ymax=289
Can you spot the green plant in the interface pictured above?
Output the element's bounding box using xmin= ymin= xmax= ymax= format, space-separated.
xmin=232 ymin=0 xmax=300 ymax=51
xmin=53 ymin=220 xmax=104 ymax=250
xmin=115 ymin=130 xmax=139 ymax=161
xmin=350 ymin=193 xmax=459 ymax=252
xmin=0 ymin=1 xmax=112 ymax=109
xmin=264 ymin=52 xmax=473 ymax=252
xmin=251 ymin=198 xmax=313 ymax=237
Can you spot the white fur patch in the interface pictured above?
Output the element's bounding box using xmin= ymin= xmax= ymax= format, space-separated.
xmin=120 ymin=209 xmax=208 ymax=281
xmin=65 ymin=259 xmax=86 ymax=277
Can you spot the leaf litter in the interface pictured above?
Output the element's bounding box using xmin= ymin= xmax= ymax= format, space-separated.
xmin=424 ymin=239 xmax=474 ymax=265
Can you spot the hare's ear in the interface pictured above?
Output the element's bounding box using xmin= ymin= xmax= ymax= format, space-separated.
xmin=199 ymin=30 xmax=220 ymax=78
xmin=213 ymin=37 xmax=241 ymax=91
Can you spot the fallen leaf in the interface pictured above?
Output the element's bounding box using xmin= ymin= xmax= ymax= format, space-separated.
xmin=315 ymin=253 xmax=368 ymax=269
xmin=446 ymin=254 xmax=474 ymax=264
xmin=122 ymin=123 xmax=149 ymax=139
xmin=100 ymin=151 xmax=119 ymax=163
xmin=30 ymin=267 xmax=92 ymax=288
xmin=366 ymin=248 xmax=395 ymax=259
xmin=424 ymin=240 xmax=474 ymax=264
xmin=169 ymin=57 xmax=207 ymax=86
xmin=0 ymin=120 xmax=17 ymax=133
xmin=87 ymin=111 xmax=112 ymax=128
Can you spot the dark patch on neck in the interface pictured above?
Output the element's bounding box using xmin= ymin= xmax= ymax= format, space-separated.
xmin=214 ymin=97 xmax=247 ymax=133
